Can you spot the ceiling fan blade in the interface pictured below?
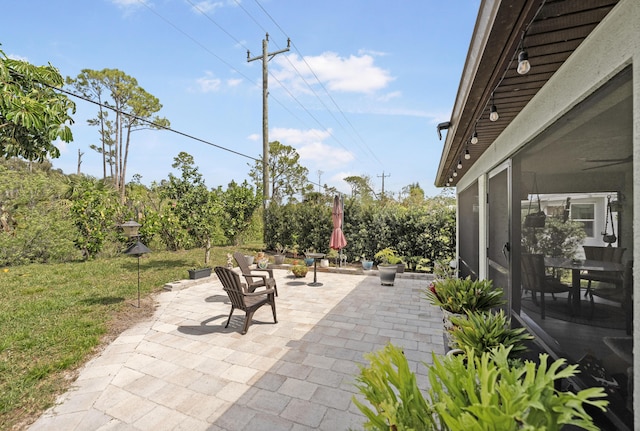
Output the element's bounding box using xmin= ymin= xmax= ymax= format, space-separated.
xmin=584 ymin=155 xmax=632 ymax=163
xmin=582 ymin=160 xmax=631 ymax=171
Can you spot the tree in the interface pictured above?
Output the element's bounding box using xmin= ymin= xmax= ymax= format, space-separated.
xmin=344 ymin=175 xmax=376 ymax=200
xmin=248 ymin=141 xmax=310 ymax=204
xmin=161 ymin=152 xmax=222 ymax=264
xmin=219 ymin=180 xmax=261 ymax=245
xmin=0 ymin=47 xmax=75 ymax=161
xmin=401 ymin=182 xmax=425 ymax=206
xmin=66 ymin=69 xmax=169 ymax=201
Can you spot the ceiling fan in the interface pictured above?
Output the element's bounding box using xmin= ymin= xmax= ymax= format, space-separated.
xmin=582 ymin=155 xmax=632 ymax=170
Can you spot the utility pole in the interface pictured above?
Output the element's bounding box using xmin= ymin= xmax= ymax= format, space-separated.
xmin=317 ymin=170 xmax=323 ymax=193
xmin=247 ymin=33 xmax=290 ymax=210
xmin=378 ymin=171 xmax=390 ymax=197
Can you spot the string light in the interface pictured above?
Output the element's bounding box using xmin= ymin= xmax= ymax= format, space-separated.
xmin=464 ymin=148 xmax=471 ymax=160
xmin=453 ymin=171 xmax=458 ymax=177
xmin=457 ymin=159 xmax=463 ymax=169
xmin=471 ymin=130 xmax=478 ymax=144
xmin=517 ymin=49 xmax=530 ymax=74
xmin=489 ymin=93 xmax=499 ymax=121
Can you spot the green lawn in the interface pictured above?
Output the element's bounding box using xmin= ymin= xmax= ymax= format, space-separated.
xmin=0 ymin=245 xmax=259 ymax=430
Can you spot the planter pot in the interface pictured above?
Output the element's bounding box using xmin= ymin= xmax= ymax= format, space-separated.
xmin=257 ymin=259 xmax=269 ymax=269
xmin=244 ymin=255 xmax=255 ymax=265
xmin=274 ymin=254 xmax=285 ymax=265
xmin=304 ymin=257 xmax=315 ymax=266
xmin=361 ymin=260 xmax=373 ymax=270
xmin=188 ymin=267 xmax=212 ymax=280
xmin=378 ymin=264 xmax=397 ymax=286
xmin=442 ymin=309 xmax=467 ymax=350
xmin=396 ymin=263 xmax=405 ymax=273
xmin=320 ymin=259 xmax=329 ymax=268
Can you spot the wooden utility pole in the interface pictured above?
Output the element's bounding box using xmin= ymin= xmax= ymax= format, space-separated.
xmin=247 ymin=33 xmax=290 ymax=208
xmin=378 ymin=171 xmax=390 ymax=196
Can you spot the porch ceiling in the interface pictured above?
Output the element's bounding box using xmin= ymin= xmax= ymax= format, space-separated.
xmin=436 ymin=0 xmax=620 ymax=187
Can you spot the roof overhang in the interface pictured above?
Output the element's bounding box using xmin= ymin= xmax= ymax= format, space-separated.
xmin=435 ymin=0 xmax=620 ymax=187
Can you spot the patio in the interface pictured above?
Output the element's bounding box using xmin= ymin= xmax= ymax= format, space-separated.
xmin=29 ymin=269 xmax=441 ymax=431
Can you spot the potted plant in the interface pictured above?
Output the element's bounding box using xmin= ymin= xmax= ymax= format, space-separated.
xmin=374 ymin=247 xmax=401 ymax=286
xmin=255 ymin=251 xmax=269 ymax=269
xmin=425 ymin=276 xmax=505 ymax=347
xmin=187 ymin=260 xmax=212 ymax=280
xmin=274 ymin=243 xmax=287 ymax=265
xmin=290 ymin=261 xmax=308 ymax=278
xmin=448 ymin=309 xmax=533 ymax=358
xmin=303 ymin=248 xmax=316 ymax=266
xmin=353 ymin=343 xmax=608 ymax=431
xmin=361 ymin=255 xmax=373 ymax=271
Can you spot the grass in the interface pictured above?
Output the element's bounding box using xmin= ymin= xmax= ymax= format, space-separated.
xmin=0 ymin=244 xmax=261 ymax=430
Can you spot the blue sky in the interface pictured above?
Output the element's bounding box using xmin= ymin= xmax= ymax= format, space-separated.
xmin=3 ymin=0 xmax=479 ymax=197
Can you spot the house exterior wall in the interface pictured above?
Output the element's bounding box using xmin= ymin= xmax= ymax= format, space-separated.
xmin=453 ymin=0 xmax=639 ymax=423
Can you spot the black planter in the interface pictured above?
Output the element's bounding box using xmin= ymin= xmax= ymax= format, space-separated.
xmin=188 ymin=267 xmax=212 ymax=280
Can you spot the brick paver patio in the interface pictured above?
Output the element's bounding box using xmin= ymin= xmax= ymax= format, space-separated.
xmin=29 ymin=269 xmax=443 ymax=431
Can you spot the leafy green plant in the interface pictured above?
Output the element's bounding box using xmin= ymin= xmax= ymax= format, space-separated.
xmin=290 ymin=264 xmax=308 ymax=277
xmin=425 ymin=277 xmax=505 ymax=314
xmin=374 ymin=247 xmax=402 ymax=265
xmin=354 ymin=344 xmax=608 ymax=431
xmin=448 ymin=310 xmax=533 ymax=357
xmin=353 ymin=344 xmax=436 ymax=430
xmin=428 ymin=345 xmax=609 ymax=431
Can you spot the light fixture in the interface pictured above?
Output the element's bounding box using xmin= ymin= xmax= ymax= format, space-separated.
xmin=471 ymin=130 xmax=478 ymax=144
xmin=489 ymin=93 xmax=499 ymax=122
xmin=453 ymin=171 xmax=458 ymax=177
xmin=457 ymin=159 xmax=463 ymax=169
xmin=449 ymin=176 xmax=453 ymax=183
xmin=464 ymin=148 xmax=471 ymax=160
xmin=445 ymin=182 xmax=450 ymax=187
xmin=517 ymin=50 xmax=531 ymax=75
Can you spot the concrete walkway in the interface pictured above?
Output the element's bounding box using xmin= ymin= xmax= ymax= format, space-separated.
xmin=29 ymin=270 xmax=443 ymax=431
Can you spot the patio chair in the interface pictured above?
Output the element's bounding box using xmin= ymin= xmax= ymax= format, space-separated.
xmin=521 ymin=254 xmax=573 ymax=319
xmin=581 ymin=246 xmax=625 ymax=298
xmin=214 ymin=266 xmax=277 ymax=335
xmin=233 ymin=251 xmax=278 ymax=296
xmin=589 ymin=260 xmax=632 ymax=334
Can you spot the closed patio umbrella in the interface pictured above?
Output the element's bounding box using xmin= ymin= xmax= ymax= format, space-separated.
xmin=330 ymin=195 xmax=347 ymax=256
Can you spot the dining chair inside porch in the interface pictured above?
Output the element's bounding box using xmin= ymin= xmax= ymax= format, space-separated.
xmin=581 ymin=246 xmax=625 ymax=298
xmin=214 ymin=266 xmax=277 ymax=335
xmin=233 ymin=251 xmax=278 ymax=296
xmin=589 ymin=260 xmax=633 ymax=334
xmin=521 ymin=253 xmax=573 ymax=320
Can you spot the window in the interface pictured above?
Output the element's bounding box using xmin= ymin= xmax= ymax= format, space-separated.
xmin=571 ymin=203 xmax=595 ymax=237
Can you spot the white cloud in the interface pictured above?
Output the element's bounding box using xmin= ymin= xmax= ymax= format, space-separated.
xmin=7 ymin=53 xmax=28 ymax=62
xmin=195 ymin=71 xmax=221 ymax=93
xmin=190 ymin=1 xmax=224 ymax=14
xmin=273 ymin=51 xmax=394 ymax=95
xmin=377 ymin=91 xmax=402 ymax=102
xmin=227 ymin=78 xmax=242 ymax=87
xmin=247 ymin=133 xmax=260 ymax=141
xmin=111 ymin=0 xmax=144 ymax=8
xmin=271 ymin=127 xmax=354 ymax=170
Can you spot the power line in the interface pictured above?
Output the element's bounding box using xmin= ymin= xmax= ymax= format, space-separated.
xmin=52 ymin=83 xmax=260 ymax=162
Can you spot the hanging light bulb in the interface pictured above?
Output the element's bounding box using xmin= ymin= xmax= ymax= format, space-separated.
xmin=517 ymin=50 xmax=531 ymax=75
xmin=471 ymin=130 xmax=478 ymax=144
xmin=489 ymin=93 xmax=499 ymax=122
xmin=490 ymin=104 xmax=499 ymax=121
xmin=464 ymin=148 xmax=471 ymax=160
xmin=453 ymin=171 xmax=458 ymax=177
xmin=445 ymin=182 xmax=450 ymax=187
xmin=449 ymin=176 xmax=453 ymax=183
xmin=457 ymin=159 xmax=463 ymax=170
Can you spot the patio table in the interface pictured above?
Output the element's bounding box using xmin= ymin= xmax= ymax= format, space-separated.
xmin=306 ymin=253 xmax=325 ymax=286
xmin=544 ymin=257 xmax=624 ymax=309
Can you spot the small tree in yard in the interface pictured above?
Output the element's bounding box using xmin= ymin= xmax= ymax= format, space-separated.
xmin=219 ymin=180 xmax=261 ymax=246
xmin=161 ymin=152 xmax=222 ymax=265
